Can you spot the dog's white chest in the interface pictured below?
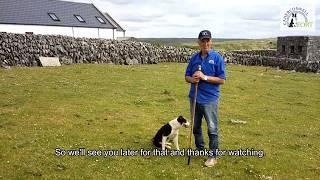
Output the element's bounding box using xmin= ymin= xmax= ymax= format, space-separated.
xmin=168 ymin=129 xmax=179 ymax=138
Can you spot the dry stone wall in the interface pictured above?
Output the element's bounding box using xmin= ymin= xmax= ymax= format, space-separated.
xmin=0 ymin=33 xmax=194 ymax=67
xmin=224 ymin=51 xmax=320 ymax=73
xmin=0 ymin=33 xmax=319 ymax=73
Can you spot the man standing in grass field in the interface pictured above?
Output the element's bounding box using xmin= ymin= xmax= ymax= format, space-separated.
xmin=185 ymin=30 xmax=226 ymax=167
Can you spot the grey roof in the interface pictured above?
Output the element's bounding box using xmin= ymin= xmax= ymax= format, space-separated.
xmin=90 ymin=4 xmax=125 ymax=32
xmin=0 ymin=0 xmax=121 ymax=29
xmin=103 ymin=12 xmax=125 ymax=32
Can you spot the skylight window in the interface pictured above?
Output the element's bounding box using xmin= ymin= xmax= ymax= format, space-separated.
xmin=96 ymin=16 xmax=106 ymax=24
xmin=74 ymin=15 xmax=85 ymax=23
xmin=48 ymin=13 xmax=60 ymax=21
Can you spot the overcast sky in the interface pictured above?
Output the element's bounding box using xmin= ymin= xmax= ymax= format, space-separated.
xmin=69 ymin=0 xmax=319 ymax=38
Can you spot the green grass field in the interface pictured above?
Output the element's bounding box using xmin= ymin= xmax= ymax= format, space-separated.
xmin=214 ymin=39 xmax=276 ymax=51
xmin=0 ymin=63 xmax=319 ymax=179
xmin=181 ymin=39 xmax=277 ymax=52
xmin=139 ymin=38 xmax=277 ymax=51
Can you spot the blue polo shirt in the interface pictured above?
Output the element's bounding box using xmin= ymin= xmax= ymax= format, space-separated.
xmin=185 ymin=49 xmax=226 ymax=104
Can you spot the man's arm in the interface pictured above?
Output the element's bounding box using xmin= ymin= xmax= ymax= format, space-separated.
xmin=200 ymin=54 xmax=226 ymax=85
xmin=203 ymin=75 xmax=225 ymax=85
xmin=188 ymin=71 xmax=225 ymax=85
xmin=185 ymin=76 xmax=198 ymax=84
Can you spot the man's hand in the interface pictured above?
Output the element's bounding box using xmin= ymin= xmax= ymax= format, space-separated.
xmin=185 ymin=75 xmax=199 ymax=84
xmin=186 ymin=71 xmax=210 ymax=84
xmin=192 ymin=76 xmax=200 ymax=83
xmin=193 ymin=71 xmax=205 ymax=81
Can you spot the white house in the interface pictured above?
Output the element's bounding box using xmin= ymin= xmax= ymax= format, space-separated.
xmin=0 ymin=0 xmax=125 ymax=39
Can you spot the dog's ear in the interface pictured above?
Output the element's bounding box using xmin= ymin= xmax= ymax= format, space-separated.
xmin=177 ymin=115 xmax=186 ymax=124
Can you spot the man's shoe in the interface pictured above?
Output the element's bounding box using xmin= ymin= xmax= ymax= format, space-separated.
xmin=204 ymin=157 xmax=217 ymax=167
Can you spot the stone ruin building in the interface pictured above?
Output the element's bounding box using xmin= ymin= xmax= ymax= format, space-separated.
xmin=277 ymin=36 xmax=320 ymax=62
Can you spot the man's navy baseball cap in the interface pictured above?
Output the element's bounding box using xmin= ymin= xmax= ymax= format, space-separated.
xmin=198 ymin=30 xmax=211 ymax=40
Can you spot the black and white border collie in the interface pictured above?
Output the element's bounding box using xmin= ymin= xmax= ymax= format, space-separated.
xmin=152 ymin=116 xmax=190 ymax=150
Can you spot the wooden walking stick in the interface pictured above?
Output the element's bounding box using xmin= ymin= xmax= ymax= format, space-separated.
xmin=188 ymin=65 xmax=201 ymax=165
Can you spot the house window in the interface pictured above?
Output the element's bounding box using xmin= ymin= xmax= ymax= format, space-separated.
xmin=96 ymin=16 xmax=106 ymax=24
xmin=74 ymin=15 xmax=85 ymax=23
xmin=290 ymin=46 xmax=295 ymax=53
xmin=281 ymin=45 xmax=286 ymax=53
xmin=298 ymin=46 xmax=303 ymax=53
xmin=48 ymin=13 xmax=60 ymax=21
